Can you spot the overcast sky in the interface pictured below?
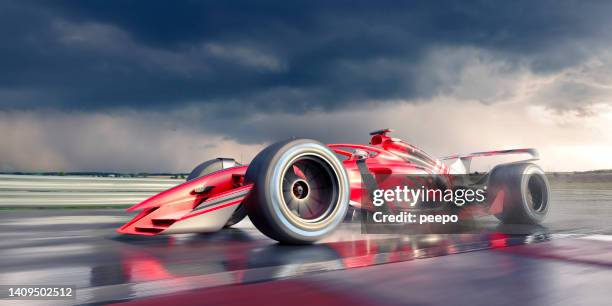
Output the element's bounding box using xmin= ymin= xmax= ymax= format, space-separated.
xmin=1 ymin=1 xmax=612 ymax=172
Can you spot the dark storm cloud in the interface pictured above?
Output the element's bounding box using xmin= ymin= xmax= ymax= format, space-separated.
xmin=2 ymin=0 xmax=612 ymax=113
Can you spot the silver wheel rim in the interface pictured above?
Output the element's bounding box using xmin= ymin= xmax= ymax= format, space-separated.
xmin=280 ymin=155 xmax=339 ymax=223
xmin=526 ymin=174 xmax=547 ymax=213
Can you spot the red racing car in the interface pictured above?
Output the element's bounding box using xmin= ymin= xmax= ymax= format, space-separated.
xmin=117 ymin=129 xmax=550 ymax=243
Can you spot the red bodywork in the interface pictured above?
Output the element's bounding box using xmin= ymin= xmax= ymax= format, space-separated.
xmin=117 ymin=130 xmax=536 ymax=236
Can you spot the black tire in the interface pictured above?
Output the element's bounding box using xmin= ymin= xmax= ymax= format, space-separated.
xmin=488 ymin=163 xmax=550 ymax=224
xmin=187 ymin=158 xmax=247 ymax=227
xmin=243 ymin=138 xmax=350 ymax=244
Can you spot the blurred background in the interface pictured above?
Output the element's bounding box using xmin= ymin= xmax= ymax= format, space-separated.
xmin=1 ymin=1 xmax=612 ymax=173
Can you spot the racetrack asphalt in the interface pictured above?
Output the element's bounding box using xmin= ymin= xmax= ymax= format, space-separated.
xmin=1 ymin=184 xmax=611 ymax=305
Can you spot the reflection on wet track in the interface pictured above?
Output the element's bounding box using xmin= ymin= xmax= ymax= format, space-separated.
xmin=1 ymin=186 xmax=612 ymax=305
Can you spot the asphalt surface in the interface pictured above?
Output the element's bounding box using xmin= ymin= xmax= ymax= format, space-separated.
xmin=1 ymin=185 xmax=611 ymax=305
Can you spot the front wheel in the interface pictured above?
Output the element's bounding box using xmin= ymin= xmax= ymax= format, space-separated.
xmin=244 ymin=139 xmax=350 ymax=244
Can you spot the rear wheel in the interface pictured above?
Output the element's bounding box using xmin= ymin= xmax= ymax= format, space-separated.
xmin=488 ymin=163 xmax=550 ymax=224
xmin=187 ymin=158 xmax=247 ymax=227
xmin=244 ymin=139 xmax=350 ymax=244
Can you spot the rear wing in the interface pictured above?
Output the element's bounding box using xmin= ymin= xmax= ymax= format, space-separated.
xmin=441 ymin=148 xmax=539 ymax=174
